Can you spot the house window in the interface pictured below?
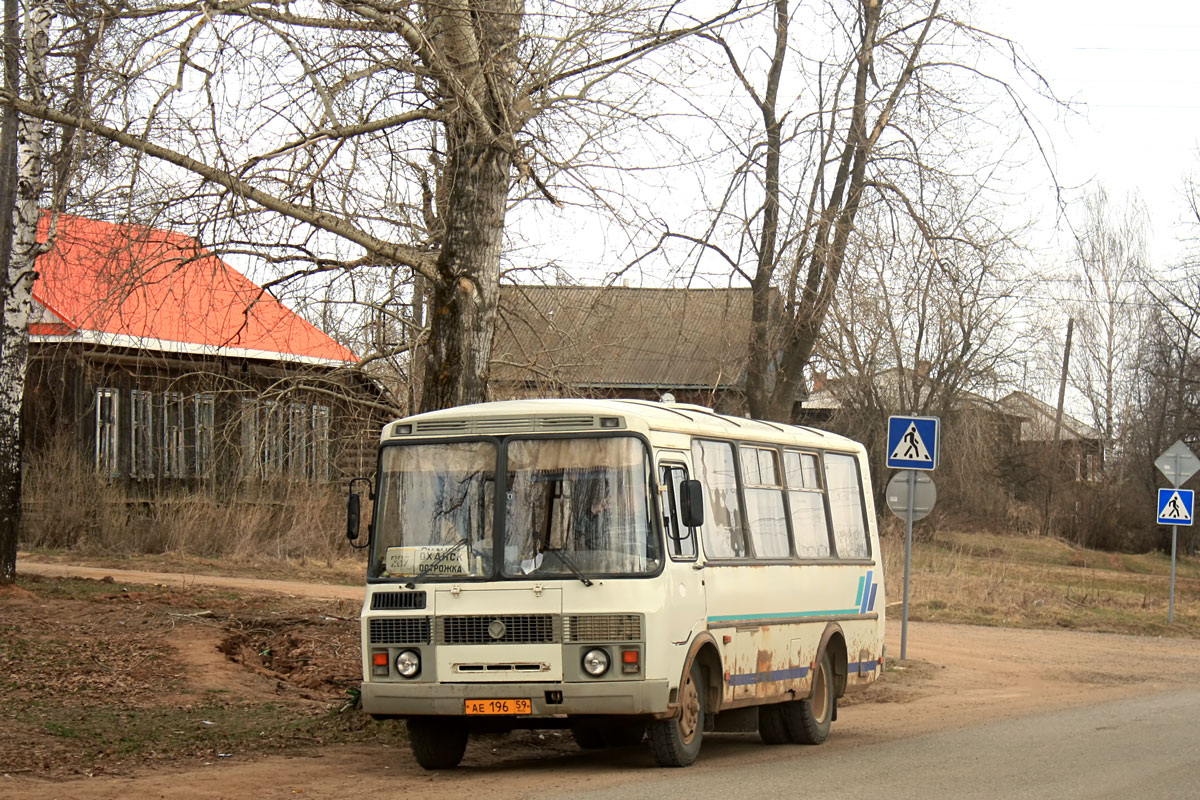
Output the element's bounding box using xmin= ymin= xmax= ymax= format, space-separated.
xmin=130 ymin=389 xmax=155 ymax=479
xmin=241 ymin=397 xmax=333 ymax=482
xmin=94 ymin=388 xmax=119 ymax=476
xmin=240 ymin=397 xmax=259 ymax=480
xmin=288 ymin=402 xmax=309 ymax=481
xmin=194 ymin=394 xmax=215 ymax=477
xmin=163 ymin=392 xmax=186 ymax=478
xmin=261 ymin=401 xmax=284 ymax=478
xmin=313 ymin=404 xmax=331 ymax=481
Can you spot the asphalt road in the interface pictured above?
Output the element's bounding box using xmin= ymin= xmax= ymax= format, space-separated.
xmin=558 ymin=688 xmax=1200 ymax=800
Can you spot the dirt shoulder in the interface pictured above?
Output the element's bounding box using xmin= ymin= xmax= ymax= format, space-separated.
xmin=5 ymin=561 xmax=1200 ymax=800
xmin=16 ymin=560 xmax=364 ymax=602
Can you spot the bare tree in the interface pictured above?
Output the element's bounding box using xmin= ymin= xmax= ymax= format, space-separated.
xmin=0 ymin=0 xmax=736 ymax=414
xmin=1066 ymin=186 xmax=1152 ymax=475
xmin=674 ymin=0 xmax=1052 ymax=421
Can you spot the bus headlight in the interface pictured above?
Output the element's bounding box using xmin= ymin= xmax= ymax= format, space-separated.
xmin=395 ymin=649 xmax=421 ymax=678
xmin=582 ymin=648 xmax=610 ymax=677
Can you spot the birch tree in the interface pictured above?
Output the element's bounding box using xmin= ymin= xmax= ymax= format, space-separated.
xmin=1067 ymin=187 xmax=1152 ymax=474
xmin=0 ymin=0 xmax=50 ymax=584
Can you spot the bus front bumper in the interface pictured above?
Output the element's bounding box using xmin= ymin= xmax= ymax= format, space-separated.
xmin=361 ymin=679 xmax=672 ymax=717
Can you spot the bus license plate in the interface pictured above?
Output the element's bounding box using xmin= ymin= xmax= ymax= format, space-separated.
xmin=465 ymin=698 xmax=532 ymax=715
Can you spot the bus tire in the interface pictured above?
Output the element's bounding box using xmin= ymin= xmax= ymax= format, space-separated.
xmin=603 ymin=721 xmax=647 ymax=747
xmin=407 ymin=717 xmax=468 ymax=769
xmin=570 ymin=725 xmax=607 ymax=750
xmin=758 ymin=703 xmax=790 ymax=745
xmin=647 ymin=661 xmax=705 ymax=767
xmin=783 ymin=651 xmax=834 ymax=745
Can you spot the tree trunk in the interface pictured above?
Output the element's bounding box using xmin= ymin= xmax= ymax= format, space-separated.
xmin=0 ymin=0 xmax=49 ymax=584
xmin=417 ymin=1 xmax=520 ymax=413
xmin=419 ymin=138 xmax=511 ymax=412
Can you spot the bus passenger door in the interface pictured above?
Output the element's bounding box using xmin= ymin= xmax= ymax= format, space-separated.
xmin=658 ymin=461 xmax=706 ymax=662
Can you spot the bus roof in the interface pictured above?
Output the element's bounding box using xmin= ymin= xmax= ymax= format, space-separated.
xmin=382 ymin=398 xmax=862 ymax=451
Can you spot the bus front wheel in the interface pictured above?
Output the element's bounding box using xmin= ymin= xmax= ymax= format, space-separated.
xmin=407 ymin=717 xmax=468 ymax=769
xmin=782 ymin=650 xmax=834 ymax=745
xmin=647 ymin=661 xmax=705 ymax=767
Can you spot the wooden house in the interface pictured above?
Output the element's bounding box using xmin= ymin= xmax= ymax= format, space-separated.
xmin=489 ymin=285 xmax=756 ymax=412
xmin=23 ymin=213 xmax=387 ymax=493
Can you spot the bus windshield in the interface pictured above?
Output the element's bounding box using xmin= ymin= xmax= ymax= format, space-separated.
xmin=369 ymin=436 xmax=658 ymax=581
xmin=503 ymin=437 xmax=658 ymax=579
xmin=370 ymin=441 xmax=497 ymax=581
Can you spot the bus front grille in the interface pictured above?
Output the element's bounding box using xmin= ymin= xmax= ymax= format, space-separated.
xmin=439 ymin=615 xmax=559 ymax=644
xmin=371 ymin=591 xmax=427 ymax=610
xmin=369 ymin=617 xmax=432 ymax=644
xmin=564 ymin=614 xmax=642 ymax=642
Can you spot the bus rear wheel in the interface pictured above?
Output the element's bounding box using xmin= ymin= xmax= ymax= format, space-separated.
xmin=758 ymin=703 xmax=790 ymax=744
xmin=647 ymin=661 xmax=705 ymax=767
xmin=407 ymin=717 xmax=469 ymax=769
xmin=782 ymin=651 xmax=834 ymax=745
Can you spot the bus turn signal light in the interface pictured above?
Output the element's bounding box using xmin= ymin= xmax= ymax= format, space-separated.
xmin=372 ymin=650 xmax=389 ymax=676
xmin=622 ymin=649 xmax=640 ymax=674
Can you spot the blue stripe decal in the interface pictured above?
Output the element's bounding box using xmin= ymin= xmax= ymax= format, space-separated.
xmin=709 ymin=609 xmax=861 ymax=624
xmin=867 ymin=583 xmax=878 ymax=613
xmin=858 ymin=570 xmax=874 ymax=615
xmin=846 ymin=659 xmax=879 ymax=675
xmin=728 ymin=665 xmax=812 ymax=687
xmin=855 ymin=576 xmax=865 ymax=606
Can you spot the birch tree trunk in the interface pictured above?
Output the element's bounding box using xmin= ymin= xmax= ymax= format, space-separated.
xmin=0 ymin=0 xmax=49 ymax=584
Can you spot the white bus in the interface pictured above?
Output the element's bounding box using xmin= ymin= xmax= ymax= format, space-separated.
xmin=347 ymin=398 xmax=885 ymax=769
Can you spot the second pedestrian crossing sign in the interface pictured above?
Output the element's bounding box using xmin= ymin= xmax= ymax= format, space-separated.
xmin=1157 ymin=489 xmax=1195 ymax=526
xmin=887 ymin=416 xmax=940 ymax=471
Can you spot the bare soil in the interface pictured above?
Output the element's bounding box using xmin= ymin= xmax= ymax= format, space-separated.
xmin=6 ymin=560 xmax=1200 ymax=800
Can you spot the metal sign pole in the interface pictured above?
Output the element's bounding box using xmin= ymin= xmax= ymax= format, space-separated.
xmin=1170 ymin=524 xmax=1178 ymax=623
xmin=901 ymin=469 xmax=915 ymax=660
xmin=1170 ymin=451 xmax=1180 ymax=624
xmin=1153 ymin=441 xmax=1197 ymax=625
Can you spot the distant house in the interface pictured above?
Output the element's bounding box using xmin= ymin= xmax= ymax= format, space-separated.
xmin=997 ymin=391 xmax=1103 ymax=481
xmin=795 ymin=368 xmax=1100 ymax=483
xmin=23 ymin=213 xmax=387 ymax=490
xmin=490 ymin=285 xmax=756 ymax=412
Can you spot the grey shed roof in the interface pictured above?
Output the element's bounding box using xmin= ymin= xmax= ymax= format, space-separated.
xmin=998 ymin=391 xmax=1100 ymax=442
xmin=491 ymin=285 xmax=753 ymax=390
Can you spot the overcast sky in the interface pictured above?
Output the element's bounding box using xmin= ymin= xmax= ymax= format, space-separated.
xmin=983 ymin=1 xmax=1200 ymax=269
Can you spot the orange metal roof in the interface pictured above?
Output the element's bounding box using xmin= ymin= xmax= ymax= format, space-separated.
xmin=30 ymin=213 xmax=356 ymax=364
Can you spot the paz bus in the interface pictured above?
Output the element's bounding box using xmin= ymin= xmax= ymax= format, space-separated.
xmin=346 ymin=398 xmax=885 ymax=768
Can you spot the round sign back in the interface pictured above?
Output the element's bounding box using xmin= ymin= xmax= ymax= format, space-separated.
xmin=886 ymin=470 xmax=937 ymax=521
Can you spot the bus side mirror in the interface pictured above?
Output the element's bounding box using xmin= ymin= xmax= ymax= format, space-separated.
xmin=346 ymin=477 xmax=373 ymax=549
xmin=347 ymin=493 xmax=361 ymax=541
xmin=679 ymin=479 xmax=704 ymax=528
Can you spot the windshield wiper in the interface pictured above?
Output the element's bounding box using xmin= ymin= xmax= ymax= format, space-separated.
xmin=540 ymin=547 xmax=594 ymax=587
xmin=406 ymin=538 xmax=468 ymax=588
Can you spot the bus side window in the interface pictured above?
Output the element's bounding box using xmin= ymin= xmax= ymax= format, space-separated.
xmin=659 ymin=464 xmax=697 ymax=560
xmin=823 ymin=452 xmax=870 ymax=559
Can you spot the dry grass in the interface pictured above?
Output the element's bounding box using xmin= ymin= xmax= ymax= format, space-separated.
xmin=882 ymin=528 xmax=1200 ymax=638
xmin=20 ymin=437 xmax=364 ymax=574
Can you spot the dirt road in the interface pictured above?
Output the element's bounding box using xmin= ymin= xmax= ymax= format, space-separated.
xmin=8 ymin=562 xmax=1200 ymax=799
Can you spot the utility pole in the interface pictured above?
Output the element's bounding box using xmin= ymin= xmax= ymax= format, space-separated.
xmin=1043 ymin=318 xmax=1074 ymax=538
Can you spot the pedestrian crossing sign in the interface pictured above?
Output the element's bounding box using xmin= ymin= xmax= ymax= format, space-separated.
xmin=886 ymin=416 xmax=940 ymax=471
xmin=1157 ymin=489 xmax=1194 ymax=526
